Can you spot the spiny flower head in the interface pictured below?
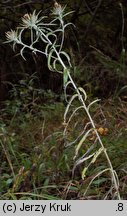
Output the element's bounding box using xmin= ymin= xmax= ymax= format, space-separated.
xmin=5 ymin=29 xmax=18 ymax=43
xmin=52 ymin=1 xmax=64 ymax=16
xmin=21 ymin=10 xmax=42 ymax=28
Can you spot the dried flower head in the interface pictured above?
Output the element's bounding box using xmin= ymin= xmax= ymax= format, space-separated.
xmin=21 ymin=10 xmax=42 ymax=28
xmin=54 ymin=1 xmax=60 ymax=8
xmin=52 ymin=1 xmax=64 ymax=16
xmin=5 ymin=29 xmax=18 ymax=43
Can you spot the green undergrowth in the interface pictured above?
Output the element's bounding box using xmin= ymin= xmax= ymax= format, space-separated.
xmin=0 ymin=93 xmax=127 ymax=200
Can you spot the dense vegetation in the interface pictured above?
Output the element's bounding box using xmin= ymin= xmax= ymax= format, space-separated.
xmin=0 ymin=0 xmax=127 ymax=200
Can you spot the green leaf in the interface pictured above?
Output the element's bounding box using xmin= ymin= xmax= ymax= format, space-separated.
xmin=69 ymin=186 xmax=78 ymax=191
xmin=74 ymin=128 xmax=93 ymax=159
xmin=6 ymin=178 xmax=13 ymax=185
xmin=43 ymin=178 xmax=50 ymax=187
xmin=82 ymin=167 xmax=88 ymax=180
xmin=78 ymin=87 xmax=87 ymax=101
xmin=63 ymin=68 xmax=69 ymax=86
xmin=92 ymin=178 xmax=107 ymax=185
xmin=48 ymin=49 xmax=55 ymax=71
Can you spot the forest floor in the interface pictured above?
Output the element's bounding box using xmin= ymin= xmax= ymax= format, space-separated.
xmin=0 ymin=96 xmax=127 ymax=200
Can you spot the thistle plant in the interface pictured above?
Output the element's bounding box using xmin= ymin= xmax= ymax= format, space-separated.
xmin=5 ymin=1 xmax=120 ymax=199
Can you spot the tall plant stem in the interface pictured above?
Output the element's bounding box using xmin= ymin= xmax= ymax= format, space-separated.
xmin=52 ymin=47 xmax=120 ymax=199
xmin=67 ymin=70 xmax=120 ymax=199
